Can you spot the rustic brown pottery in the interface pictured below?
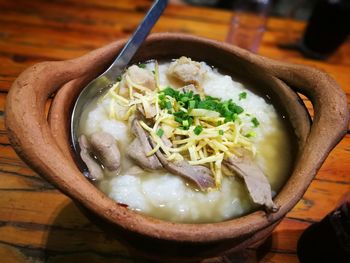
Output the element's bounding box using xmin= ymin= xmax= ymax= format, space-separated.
xmin=5 ymin=33 xmax=349 ymax=261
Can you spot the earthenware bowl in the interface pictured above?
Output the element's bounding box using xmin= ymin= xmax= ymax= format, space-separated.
xmin=5 ymin=33 xmax=349 ymax=261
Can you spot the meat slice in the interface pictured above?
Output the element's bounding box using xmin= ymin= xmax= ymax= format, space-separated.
xmin=127 ymin=120 xmax=162 ymax=170
xmin=89 ymin=132 xmax=121 ymax=171
xmin=224 ymin=151 xmax=278 ymax=212
xmin=127 ymin=138 xmax=162 ymax=170
xmin=78 ymin=135 xmax=104 ymax=180
xmin=167 ymin=56 xmax=205 ymax=86
xmin=155 ymin=151 xmax=215 ymax=191
xmin=148 ymin=138 xmax=215 ymax=190
xmin=127 ymin=65 xmax=156 ymax=90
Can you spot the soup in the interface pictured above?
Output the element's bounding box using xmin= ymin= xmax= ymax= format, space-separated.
xmin=78 ymin=57 xmax=293 ymax=223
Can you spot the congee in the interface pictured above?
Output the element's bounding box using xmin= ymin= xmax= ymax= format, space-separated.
xmin=77 ymin=57 xmax=293 ymax=223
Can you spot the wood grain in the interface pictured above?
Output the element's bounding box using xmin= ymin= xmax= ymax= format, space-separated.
xmin=0 ymin=0 xmax=349 ymax=262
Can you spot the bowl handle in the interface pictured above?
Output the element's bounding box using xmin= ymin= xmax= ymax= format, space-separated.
xmin=259 ymin=58 xmax=348 ymax=197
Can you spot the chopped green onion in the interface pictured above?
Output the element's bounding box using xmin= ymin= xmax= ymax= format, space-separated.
xmin=163 ymin=86 xmax=178 ymax=97
xmin=138 ymin=63 xmax=146 ymax=68
xmin=251 ymin=117 xmax=260 ymax=127
xmin=219 ymin=130 xmax=224 ymax=135
xmin=175 ymin=117 xmax=183 ymax=123
xmin=232 ymin=113 xmax=238 ymax=121
xmin=156 ymin=128 xmax=164 ymax=137
xmin=116 ymin=75 xmax=122 ymax=81
xmin=158 ymin=87 xmax=246 ymax=124
xmin=239 ymin=92 xmax=247 ymax=100
xmin=182 ymin=120 xmax=189 ymax=127
xmin=194 ymin=125 xmax=203 ymax=135
xmin=188 ymin=100 xmax=196 ymax=110
xmin=165 ymin=101 xmax=172 ymax=109
xmin=245 ymin=131 xmax=256 ymax=138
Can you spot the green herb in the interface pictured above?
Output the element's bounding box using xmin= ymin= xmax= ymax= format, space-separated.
xmin=194 ymin=125 xmax=203 ymax=135
xmin=165 ymin=101 xmax=172 ymax=109
xmin=152 ymin=70 xmax=155 ymax=74
xmin=182 ymin=120 xmax=189 ymax=128
xmin=116 ymin=75 xmax=122 ymax=82
xmin=157 ymin=87 xmax=246 ymax=126
xmin=245 ymin=131 xmax=256 ymax=138
xmin=175 ymin=116 xmax=183 ymax=123
xmin=239 ymin=92 xmax=247 ymax=100
xmin=156 ymin=128 xmax=164 ymax=137
xmin=188 ymin=100 xmax=196 ymax=110
xmin=219 ymin=130 xmax=224 ymax=135
xmin=138 ymin=63 xmax=146 ymax=69
xmin=163 ymin=86 xmax=178 ymax=98
xmin=251 ymin=117 xmax=260 ymax=127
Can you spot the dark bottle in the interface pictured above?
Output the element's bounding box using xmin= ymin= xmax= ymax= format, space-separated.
xmin=297 ymin=196 xmax=350 ymax=262
xmin=300 ymin=0 xmax=350 ymax=59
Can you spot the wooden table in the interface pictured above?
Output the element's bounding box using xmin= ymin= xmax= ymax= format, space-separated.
xmin=0 ymin=0 xmax=349 ymax=262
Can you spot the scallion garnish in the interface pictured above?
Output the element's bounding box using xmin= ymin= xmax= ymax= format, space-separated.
xmin=165 ymin=101 xmax=172 ymax=109
xmin=156 ymin=128 xmax=164 ymax=137
xmin=194 ymin=125 xmax=203 ymax=135
xmin=239 ymin=92 xmax=247 ymax=100
xmin=251 ymin=117 xmax=260 ymax=127
xmin=245 ymin=131 xmax=256 ymax=138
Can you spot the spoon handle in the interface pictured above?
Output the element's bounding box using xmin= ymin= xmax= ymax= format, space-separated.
xmin=104 ymin=0 xmax=168 ymax=80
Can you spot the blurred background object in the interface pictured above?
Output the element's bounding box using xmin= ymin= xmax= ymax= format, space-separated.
xmin=297 ymin=193 xmax=350 ymax=262
xmin=225 ymin=0 xmax=272 ymax=53
xmin=171 ymin=0 xmax=350 ymax=59
xmin=300 ymin=0 xmax=350 ymax=60
xmin=173 ymin=0 xmax=318 ymax=19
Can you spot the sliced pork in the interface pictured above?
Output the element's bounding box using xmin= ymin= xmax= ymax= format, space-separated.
xmin=89 ymin=132 xmax=121 ymax=171
xmin=126 ymin=65 xmax=156 ymax=90
xmin=224 ymin=151 xmax=278 ymax=212
xmin=155 ymin=151 xmax=215 ymax=191
xmin=167 ymin=56 xmax=205 ymax=86
xmin=78 ymin=134 xmax=104 ymax=180
xmin=127 ymin=119 xmax=162 ymax=170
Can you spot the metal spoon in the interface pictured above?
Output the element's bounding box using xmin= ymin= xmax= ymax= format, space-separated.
xmin=71 ymin=0 xmax=168 ymax=175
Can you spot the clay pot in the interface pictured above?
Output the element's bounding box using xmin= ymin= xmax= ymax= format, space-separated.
xmin=5 ymin=33 xmax=349 ymax=261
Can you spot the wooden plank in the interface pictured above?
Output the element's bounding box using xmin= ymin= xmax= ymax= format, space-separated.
xmin=0 ymin=191 xmax=91 ymax=229
xmin=0 ymin=244 xmax=28 ymax=263
xmin=0 ymin=172 xmax=54 ymax=191
xmin=270 ymin=218 xmax=310 ymax=253
xmin=46 ymin=253 xmax=138 ymax=263
xmin=0 ymin=0 xmax=349 ymax=93
xmin=288 ymin=179 xmax=349 ymax=222
xmin=2 ymin=0 xmax=233 ymax=25
xmin=0 ymin=93 xmax=6 ymax=143
xmin=260 ymin=252 xmax=299 ymax=263
xmin=0 ymin=1 xmax=227 ymax=40
xmin=315 ymin=136 xmax=350 ymax=183
xmin=0 ymin=224 xmax=131 ymax=255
